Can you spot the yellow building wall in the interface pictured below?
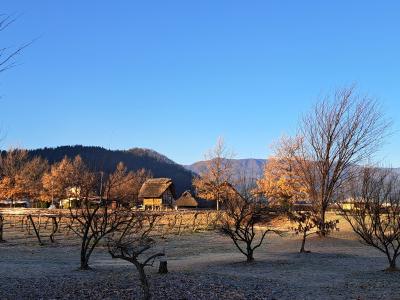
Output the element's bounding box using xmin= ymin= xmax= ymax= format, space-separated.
xmin=342 ymin=203 xmax=355 ymax=211
xmin=143 ymin=198 xmax=162 ymax=207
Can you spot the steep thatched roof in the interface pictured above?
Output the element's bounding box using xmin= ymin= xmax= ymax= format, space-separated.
xmin=138 ymin=178 xmax=175 ymax=198
xmin=176 ymin=190 xmax=198 ymax=207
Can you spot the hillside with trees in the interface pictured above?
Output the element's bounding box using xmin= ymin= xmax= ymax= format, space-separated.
xmin=27 ymin=145 xmax=194 ymax=196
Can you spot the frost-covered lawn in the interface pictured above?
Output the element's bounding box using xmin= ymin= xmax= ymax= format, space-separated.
xmin=0 ymin=216 xmax=399 ymax=299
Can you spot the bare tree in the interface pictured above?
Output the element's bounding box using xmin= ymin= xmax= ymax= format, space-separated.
xmin=340 ymin=167 xmax=400 ymax=271
xmin=0 ymin=14 xmax=31 ymax=144
xmin=108 ymin=213 xmax=164 ymax=300
xmin=61 ymin=157 xmax=131 ymax=270
xmin=69 ymin=203 xmax=133 ymax=270
xmin=0 ymin=14 xmax=31 ymax=74
xmin=220 ymin=181 xmax=280 ymax=262
xmin=282 ymin=86 xmax=390 ymax=236
xmin=193 ymin=137 xmax=234 ymax=210
xmin=288 ymin=210 xmax=338 ymax=253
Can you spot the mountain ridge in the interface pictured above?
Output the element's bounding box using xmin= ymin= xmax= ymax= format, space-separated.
xmin=184 ymin=158 xmax=267 ymax=179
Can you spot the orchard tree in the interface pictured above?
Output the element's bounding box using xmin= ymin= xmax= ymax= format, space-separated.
xmin=341 ymin=167 xmax=400 ymax=271
xmin=108 ymin=213 xmax=164 ymax=300
xmin=220 ymin=181 xmax=280 ymax=262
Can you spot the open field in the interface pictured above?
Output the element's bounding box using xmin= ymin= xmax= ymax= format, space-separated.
xmin=0 ymin=212 xmax=400 ymax=299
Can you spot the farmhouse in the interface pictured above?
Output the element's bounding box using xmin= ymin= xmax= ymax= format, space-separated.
xmin=176 ymin=190 xmax=198 ymax=209
xmin=138 ymin=178 xmax=176 ymax=210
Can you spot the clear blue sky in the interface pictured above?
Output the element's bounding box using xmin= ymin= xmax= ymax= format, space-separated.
xmin=1 ymin=1 xmax=400 ymax=165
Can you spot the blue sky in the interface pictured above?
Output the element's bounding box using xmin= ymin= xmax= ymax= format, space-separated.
xmin=1 ymin=1 xmax=400 ymax=165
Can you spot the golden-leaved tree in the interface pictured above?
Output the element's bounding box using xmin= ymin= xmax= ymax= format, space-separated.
xmin=257 ymin=153 xmax=307 ymax=207
xmin=193 ymin=137 xmax=234 ymax=210
xmin=16 ymin=156 xmax=48 ymax=206
xmin=41 ymin=155 xmax=95 ymax=203
xmin=0 ymin=149 xmax=48 ymax=206
xmin=0 ymin=149 xmax=29 ymax=202
xmin=103 ymin=162 xmax=152 ymax=207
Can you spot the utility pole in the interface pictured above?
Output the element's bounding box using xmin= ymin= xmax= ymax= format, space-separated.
xmin=51 ymin=179 xmax=54 ymax=206
xmin=99 ymin=171 xmax=104 ymax=201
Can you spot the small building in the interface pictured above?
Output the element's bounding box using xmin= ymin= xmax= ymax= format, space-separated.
xmin=176 ymin=190 xmax=198 ymax=209
xmin=0 ymin=199 xmax=30 ymax=208
xmin=138 ymin=178 xmax=176 ymax=210
xmin=339 ymin=197 xmax=365 ymax=211
xmin=292 ymin=200 xmax=313 ymax=211
xmin=59 ymin=197 xmax=117 ymax=209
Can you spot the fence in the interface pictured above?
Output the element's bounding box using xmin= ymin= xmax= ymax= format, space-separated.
xmin=0 ymin=208 xmax=221 ymax=246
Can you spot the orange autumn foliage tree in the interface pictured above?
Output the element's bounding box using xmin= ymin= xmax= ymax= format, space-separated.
xmin=16 ymin=156 xmax=49 ymax=204
xmin=258 ymin=137 xmax=339 ymax=250
xmin=0 ymin=149 xmax=29 ymax=202
xmin=103 ymin=162 xmax=152 ymax=207
xmin=193 ymin=138 xmax=234 ymax=210
xmin=0 ymin=149 xmax=48 ymax=205
xmin=257 ymin=146 xmax=307 ymax=207
xmin=41 ymin=155 xmax=95 ymax=203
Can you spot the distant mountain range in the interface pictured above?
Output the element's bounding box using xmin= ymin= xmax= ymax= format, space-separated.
xmin=28 ymin=146 xmax=195 ymax=196
xmin=184 ymin=158 xmax=267 ymax=179
xmin=185 ymin=159 xmax=400 ymax=179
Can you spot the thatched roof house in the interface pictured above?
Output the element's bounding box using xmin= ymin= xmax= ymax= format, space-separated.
xmin=176 ymin=190 xmax=198 ymax=208
xmin=138 ymin=178 xmax=175 ymax=209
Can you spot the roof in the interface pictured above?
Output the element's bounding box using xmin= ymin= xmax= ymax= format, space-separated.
xmin=176 ymin=191 xmax=198 ymax=207
xmin=138 ymin=178 xmax=175 ymax=198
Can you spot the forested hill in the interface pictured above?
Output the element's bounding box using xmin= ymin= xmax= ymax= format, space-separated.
xmin=28 ymin=145 xmax=194 ymax=196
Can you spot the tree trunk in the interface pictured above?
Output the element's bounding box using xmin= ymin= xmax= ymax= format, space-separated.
xmin=318 ymin=207 xmax=327 ymax=237
xmin=246 ymin=247 xmax=254 ymax=262
xmin=386 ymin=258 xmax=398 ymax=272
xmin=80 ymin=254 xmax=90 ymax=270
xmin=138 ymin=266 xmax=151 ymax=300
xmin=0 ymin=214 xmax=4 ymax=242
xmin=80 ymin=241 xmax=90 ymax=270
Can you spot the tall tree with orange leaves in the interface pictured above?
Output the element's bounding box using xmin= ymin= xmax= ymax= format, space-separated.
xmin=257 ymin=135 xmax=309 ymax=206
xmin=41 ymin=155 xmax=95 ymax=204
xmin=193 ymin=138 xmax=234 ymax=210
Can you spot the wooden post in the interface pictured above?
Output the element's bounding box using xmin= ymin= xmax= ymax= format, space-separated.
xmin=158 ymin=257 xmax=168 ymax=274
xmin=0 ymin=213 xmax=4 ymax=242
xmin=26 ymin=216 xmax=32 ymax=235
xmin=28 ymin=214 xmax=43 ymax=245
xmin=49 ymin=216 xmax=58 ymax=243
